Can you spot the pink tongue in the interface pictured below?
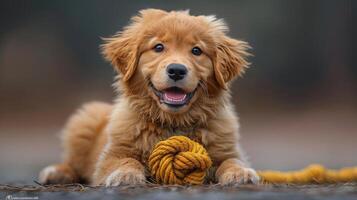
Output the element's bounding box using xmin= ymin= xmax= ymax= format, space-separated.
xmin=164 ymin=90 xmax=187 ymax=101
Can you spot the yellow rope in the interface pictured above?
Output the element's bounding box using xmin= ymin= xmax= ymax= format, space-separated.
xmin=258 ymin=164 xmax=357 ymax=184
xmin=148 ymin=136 xmax=357 ymax=185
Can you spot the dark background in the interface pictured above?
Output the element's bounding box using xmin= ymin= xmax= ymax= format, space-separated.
xmin=0 ymin=0 xmax=356 ymax=183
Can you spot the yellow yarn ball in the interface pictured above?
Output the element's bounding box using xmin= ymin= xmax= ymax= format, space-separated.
xmin=148 ymin=136 xmax=212 ymax=185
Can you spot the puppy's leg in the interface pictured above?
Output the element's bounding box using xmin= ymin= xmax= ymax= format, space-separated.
xmin=216 ymin=158 xmax=260 ymax=185
xmin=93 ymin=155 xmax=145 ymax=186
xmin=39 ymin=163 xmax=78 ymax=184
xmin=205 ymin=108 xmax=260 ymax=185
xmin=93 ymin=139 xmax=146 ymax=187
xmin=94 ymin=154 xmax=146 ymax=187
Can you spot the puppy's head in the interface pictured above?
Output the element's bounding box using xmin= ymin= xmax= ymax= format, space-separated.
xmin=102 ymin=9 xmax=249 ymax=114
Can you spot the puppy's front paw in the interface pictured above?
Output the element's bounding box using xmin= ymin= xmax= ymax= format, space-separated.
xmin=218 ymin=167 xmax=260 ymax=186
xmin=105 ymin=168 xmax=145 ymax=186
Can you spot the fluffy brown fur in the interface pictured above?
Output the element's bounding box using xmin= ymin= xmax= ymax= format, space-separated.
xmin=39 ymin=9 xmax=259 ymax=186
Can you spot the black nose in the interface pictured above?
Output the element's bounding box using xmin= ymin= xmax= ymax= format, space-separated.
xmin=166 ymin=63 xmax=187 ymax=81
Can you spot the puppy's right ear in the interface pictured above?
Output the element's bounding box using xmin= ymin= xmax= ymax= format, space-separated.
xmin=101 ymin=9 xmax=168 ymax=81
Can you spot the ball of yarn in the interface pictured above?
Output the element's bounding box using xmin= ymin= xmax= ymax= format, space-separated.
xmin=148 ymin=136 xmax=212 ymax=185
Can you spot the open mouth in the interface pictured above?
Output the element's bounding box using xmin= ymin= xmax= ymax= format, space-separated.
xmin=150 ymin=83 xmax=196 ymax=107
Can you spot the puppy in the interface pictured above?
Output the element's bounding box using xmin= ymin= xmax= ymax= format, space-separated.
xmin=39 ymin=9 xmax=259 ymax=186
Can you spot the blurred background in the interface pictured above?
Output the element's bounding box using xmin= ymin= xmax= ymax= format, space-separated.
xmin=0 ymin=0 xmax=356 ymax=183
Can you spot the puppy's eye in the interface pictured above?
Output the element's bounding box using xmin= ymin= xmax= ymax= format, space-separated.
xmin=153 ymin=44 xmax=164 ymax=53
xmin=191 ymin=47 xmax=202 ymax=56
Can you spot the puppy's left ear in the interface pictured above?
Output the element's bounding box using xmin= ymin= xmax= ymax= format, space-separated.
xmin=214 ymin=36 xmax=250 ymax=89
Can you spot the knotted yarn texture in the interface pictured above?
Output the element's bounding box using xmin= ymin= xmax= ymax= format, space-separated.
xmin=148 ymin=136 xmax=212 ymax=185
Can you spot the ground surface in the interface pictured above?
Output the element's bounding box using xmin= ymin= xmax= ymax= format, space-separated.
xmin=1 ymin=183 xmax=357 ymax=200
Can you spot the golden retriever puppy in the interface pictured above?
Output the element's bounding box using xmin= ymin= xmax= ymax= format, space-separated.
xmin=39 ymin=9 xmax=259 ymax=186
